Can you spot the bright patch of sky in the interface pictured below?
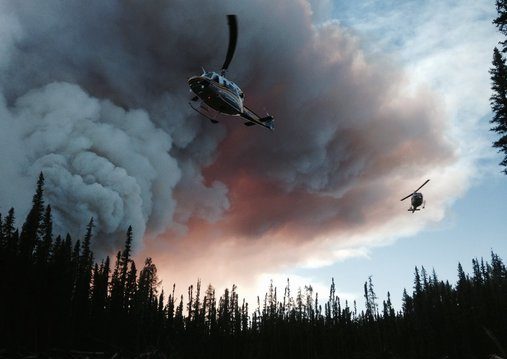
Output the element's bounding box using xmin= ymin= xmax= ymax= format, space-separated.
xmin=262 ymin=0 xmax=507 ymax=311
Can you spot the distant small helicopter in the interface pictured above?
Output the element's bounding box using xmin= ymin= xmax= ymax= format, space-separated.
xmin=188 ymin=15 xmax=275 ymax=131
xmin=400 ymin=179 xmax=430 ymax=213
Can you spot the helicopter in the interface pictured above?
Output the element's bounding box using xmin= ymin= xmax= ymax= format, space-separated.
xmin=188 ymin=15 xmax=275 ymax=131
xmin=400 ymin=179 xmax=430 ymax=213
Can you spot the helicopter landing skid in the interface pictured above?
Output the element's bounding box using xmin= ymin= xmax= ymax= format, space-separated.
xmin=188 ymin=101 xmax=220 ymax=124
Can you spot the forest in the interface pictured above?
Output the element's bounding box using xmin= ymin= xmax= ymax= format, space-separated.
xmin=0 ymin=174 xmax=505 ymax=359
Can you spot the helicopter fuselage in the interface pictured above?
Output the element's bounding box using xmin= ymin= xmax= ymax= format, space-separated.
xmin=401 ymin=179 xmax=429 ymax=213
xmin=187 ymin=16 xmax=274 ymax=131
xmin=410 ymin=192 xmax=423 ymax=212
xmin=188 ymin=72 xmax=244 ymax=115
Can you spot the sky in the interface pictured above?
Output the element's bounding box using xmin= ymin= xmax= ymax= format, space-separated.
xmin=261 ymin=0 xmax=507 ymax=309
xmin=0 ymin=0 xmax=505 ymax=311
xmin=307 ymin=0 xmax=507 ymax=309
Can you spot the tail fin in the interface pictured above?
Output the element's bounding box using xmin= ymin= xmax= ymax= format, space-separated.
xmin=260 ymin=115 xmax=275 ymax=130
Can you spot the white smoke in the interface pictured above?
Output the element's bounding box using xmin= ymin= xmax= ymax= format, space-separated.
xmin=0 ymin=82 xmax=183 ymax=252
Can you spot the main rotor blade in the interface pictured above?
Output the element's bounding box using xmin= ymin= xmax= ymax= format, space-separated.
xmin=221 ymin=15 xmax=238 ymax=75
xmin=400 ymin=193 xmax=412 ymax=201
xmin=414 ymin=179 xmax=430 ymax=193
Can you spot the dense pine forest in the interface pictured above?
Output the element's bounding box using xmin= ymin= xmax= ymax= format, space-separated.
xmin=0 ymin=174 xmax=506 ymax=359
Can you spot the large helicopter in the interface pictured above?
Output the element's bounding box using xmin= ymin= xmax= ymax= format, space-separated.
xmin=188 ymin=15 xmax=275 ymax=131
xmin=400 ymin=179 xmax=430 ymax=213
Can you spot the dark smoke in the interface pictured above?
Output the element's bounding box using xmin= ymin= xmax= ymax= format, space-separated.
xmin=0 ymin=0 xmax=455 ymax=258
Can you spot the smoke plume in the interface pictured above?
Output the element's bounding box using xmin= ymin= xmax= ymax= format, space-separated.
xmin=0 ymin=0 xmax=457 ymax=286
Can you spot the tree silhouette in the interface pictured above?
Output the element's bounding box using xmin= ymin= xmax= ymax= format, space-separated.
xmin=491 ymin=1 xmax=507 ymax=173
xmin=19 ymin=172 xmax=45 ymax=260
xmin=490 ymin=47 xmax=507 ymax=173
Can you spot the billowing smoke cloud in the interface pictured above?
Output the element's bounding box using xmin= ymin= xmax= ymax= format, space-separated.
xmin=0 ymin=0 xmax=232 ymax=252
xmin=0 ymin=0 xmax=457 ymax=288
xmin=0 ymin=82 xmax=180 ymax=252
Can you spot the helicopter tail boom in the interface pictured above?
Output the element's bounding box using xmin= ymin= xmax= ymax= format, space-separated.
xmin=241 ymin=106 xmax=275 ymax=131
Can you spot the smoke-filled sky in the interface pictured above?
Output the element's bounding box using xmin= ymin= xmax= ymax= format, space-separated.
xmin=0 ymin=0 xmax=505 ymax=308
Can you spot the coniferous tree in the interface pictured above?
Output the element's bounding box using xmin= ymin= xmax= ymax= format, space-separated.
xmin=494 ymin=0 xmax=507 ymax=36
xmin=383 ymin=292 xmax=395 ymax=319
xmin=91 ymin=256 xmax=110 ymax=320
xmin=186 ymin=284 xmax=194 ymax=326
xmin=19 ymin=172 xmax=45 ymax=259
xmin=125 ymin=261 xmax=137 ymax=314
xmin=35 ymin=205 xmax=53 ymax=266
xmin=121 ymin=226 xmax=133 ymax=293
xmin=364 ymin=276 xmax=378 ymax=320
xmin=74 ymin=220 xmax=94 ymax=337
xmin=413 ymin=267 xmax=422 ymax=296
xmin=402 ymin=289 xmax=413 ymax=315
xmin=204 ymin=284 xmax=217 ymax=335
xmin=110 ymin=250 xmax=123 ymax=310
xmin=2 ymin=208 xmax=16 ymax=255
xmin=490 ymin=47 xmax=507 ymax=172
xmin=81 ymin=218 xmax=94 ymax=269
xmin=492 ymin=1 xmax=507 ymax=173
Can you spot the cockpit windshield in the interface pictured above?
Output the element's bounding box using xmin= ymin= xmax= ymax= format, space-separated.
xmin=205 ymin=72 xmax=218 ymax=81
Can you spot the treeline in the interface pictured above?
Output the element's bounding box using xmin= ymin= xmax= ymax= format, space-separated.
xmin=0 ymin=175 xmax=506 ymax=358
